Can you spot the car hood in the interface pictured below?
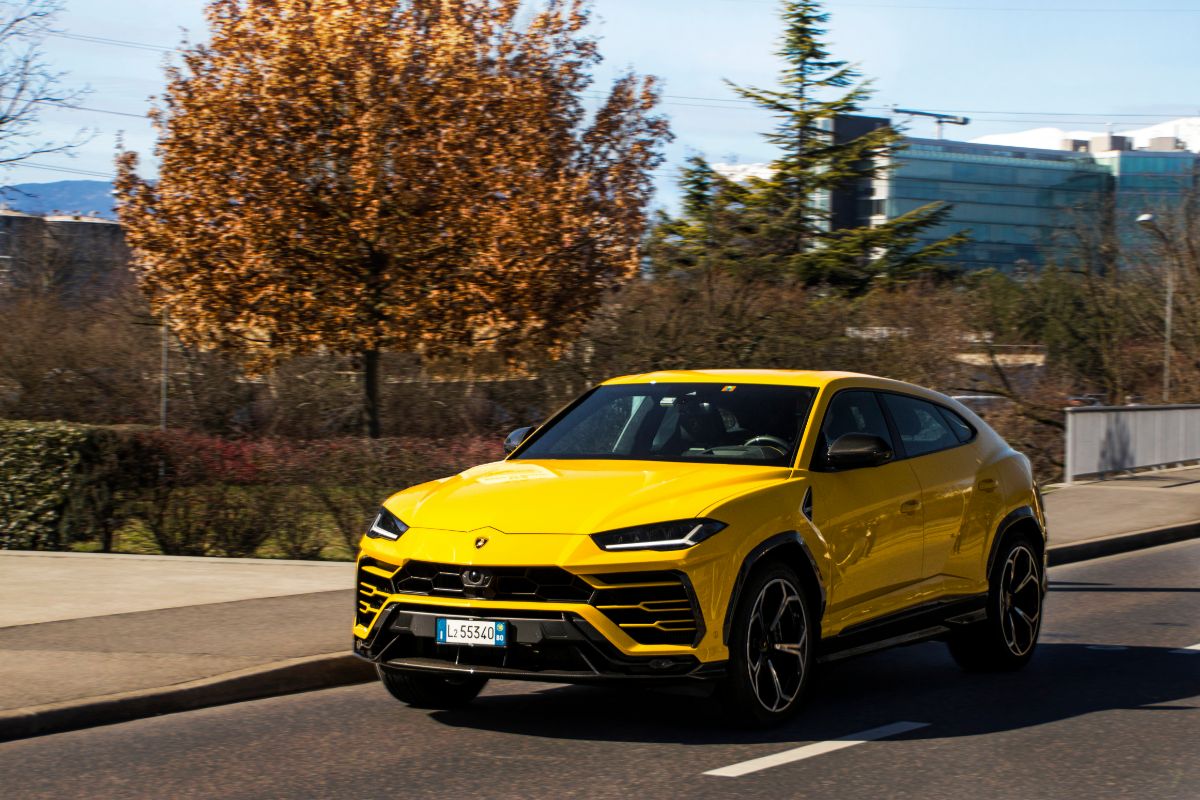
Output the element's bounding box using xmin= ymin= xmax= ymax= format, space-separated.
xmin=385 ymin=459 xmax=791 ymax=534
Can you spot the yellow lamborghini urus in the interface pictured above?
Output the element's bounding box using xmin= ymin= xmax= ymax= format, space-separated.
xmin=353 ymin=370 xmax=1046 ymax=725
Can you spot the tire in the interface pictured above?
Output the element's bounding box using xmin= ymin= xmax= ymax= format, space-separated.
xmin=947 ymin=534 xmax=1044 ymax=672
xmin=376 ymin=666 xmax=488 ymax=709
xmin=717 ymin=561 xmax=816 ymax=727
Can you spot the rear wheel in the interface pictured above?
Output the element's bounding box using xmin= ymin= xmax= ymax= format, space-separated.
xmin=377 ymin=666 xmax=488 ymax=709
xmin=717 ymin=562 xmax=815 ymax=727
xmin=947 ymin=535 xmax=1043 ymax=671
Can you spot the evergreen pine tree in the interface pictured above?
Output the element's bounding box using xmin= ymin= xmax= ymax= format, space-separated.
xmin=648 ymin=155 xmax=751 ymax=275
xmin=651 ymin=0 xmax=966 ymax=292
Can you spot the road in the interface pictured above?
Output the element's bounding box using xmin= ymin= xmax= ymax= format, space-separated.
xmin=3 ymin=540 xmax=1198 ymax=800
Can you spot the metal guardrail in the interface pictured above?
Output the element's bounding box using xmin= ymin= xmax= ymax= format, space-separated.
xmin=1064 ymin=404 xmax=1200 ymax=483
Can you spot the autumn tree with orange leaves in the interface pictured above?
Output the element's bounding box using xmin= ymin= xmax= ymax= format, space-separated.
xmin=116 ymin=0 xmax=669 ymax=437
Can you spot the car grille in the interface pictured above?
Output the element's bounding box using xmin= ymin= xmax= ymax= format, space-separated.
xmin=583 ymin=571 xmax=701 ymax=647
xmin=357 ymin=557 xmax=592 ymax=605
xmin=356 ymin=558 xmax=702 ymax=647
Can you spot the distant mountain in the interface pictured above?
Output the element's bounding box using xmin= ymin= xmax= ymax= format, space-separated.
xmin=972 ymin=116 xmax=1200 ymax=153
xmin=0 ymin=180 xmax=116 ymax=219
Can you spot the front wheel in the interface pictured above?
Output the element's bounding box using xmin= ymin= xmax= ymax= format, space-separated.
xmin=377 ymin=666 xmax=488 ymax=709
xmin=717 ymin=562 xmax=815 ymax=727
xmin=947 ymin=535 xmax=1044 ymax=672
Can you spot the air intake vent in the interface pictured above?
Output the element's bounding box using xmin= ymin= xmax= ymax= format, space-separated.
xmin=584 ymin=571 xmax=702 ymax=646
xmin=357 ymin=556 xmax=401 ymax=632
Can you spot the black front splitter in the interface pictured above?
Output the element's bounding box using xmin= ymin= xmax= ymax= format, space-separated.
xmin=354 ymin=602 xmax=726 ymax=683
xmin=361 ymin=653 xmax=726 ymax=684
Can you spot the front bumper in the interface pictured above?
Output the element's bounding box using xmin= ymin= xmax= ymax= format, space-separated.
xmin=352 ymin=528 xmax=737 ymax=680
xmin=353 ymin=601 xmax=724 ymax=682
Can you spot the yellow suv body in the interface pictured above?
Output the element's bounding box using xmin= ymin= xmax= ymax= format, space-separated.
xmin=354 ymin=370 xmax=1046 ymax=724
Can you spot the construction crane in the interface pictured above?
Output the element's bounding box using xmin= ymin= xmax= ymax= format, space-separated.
xmin=893 ymin=108 xmax=971 ymax=140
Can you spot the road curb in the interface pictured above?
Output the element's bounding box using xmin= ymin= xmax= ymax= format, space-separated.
xmin=0 ymin=652 xmax=376 ymax=744
xmin=1048 ymin=520 xmax=1200 ymax=566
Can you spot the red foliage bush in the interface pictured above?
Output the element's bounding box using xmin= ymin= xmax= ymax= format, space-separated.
xmin=122 ymin=430 xmax=503 ymax=557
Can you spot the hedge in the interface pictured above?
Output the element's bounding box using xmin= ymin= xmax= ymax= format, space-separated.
xmin=0 ymin=421 xmax=502 ymax=556
xmin=0 ymin=420 xmax=152 ymax=550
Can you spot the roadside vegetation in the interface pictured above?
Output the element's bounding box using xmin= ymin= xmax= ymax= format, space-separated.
xmin=0 ymin=420 xmax=502 ymax=555
xmin=2 ymin=0 xmax=1197 ymax=555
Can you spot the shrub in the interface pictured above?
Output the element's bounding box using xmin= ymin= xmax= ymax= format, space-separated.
xmin=128 ymin=431 xmax=289 ymax=556
xmin=291 ymin=436 xmax=503 ymax=552
xmin=0 ymin=420 xmax=503 ymax=557
xmin=137 ymin=484 xmax=302 ymax=558
xmin=0 ymin=420 xmax=150 ymax=550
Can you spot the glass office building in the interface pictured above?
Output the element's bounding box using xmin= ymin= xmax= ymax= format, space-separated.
xmin=850 ymin=119 xmax=1200 ymax=272
xmin=720 ymin=115 xmax=1200 ymax=272
xmin=1093 ymin=150 xmax=1199 ymax=250
xmin=871 ymin=139 xmax=1112 ymax=270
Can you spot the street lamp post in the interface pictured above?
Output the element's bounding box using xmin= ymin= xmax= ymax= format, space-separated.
xmin=1136 ymin=213 xmax=1176 ymax=403
xmin=160 ymin=306 xmax=169 ymax=431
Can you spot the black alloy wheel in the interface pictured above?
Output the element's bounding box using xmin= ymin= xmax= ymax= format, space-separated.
xmin=948 ymin=535 xmax=1044 ymax=671
xmin=718 ymin=561 xmax=815 ymax=726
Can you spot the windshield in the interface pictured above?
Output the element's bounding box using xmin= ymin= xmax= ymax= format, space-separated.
xmin=515 ymin=383 xmax=816 ymax=466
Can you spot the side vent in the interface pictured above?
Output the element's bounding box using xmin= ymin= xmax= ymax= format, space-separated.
xmin=583 ymin=571 xmax=703 ymax=646
xmin=356 ymin=557 xmax=400 ymax=632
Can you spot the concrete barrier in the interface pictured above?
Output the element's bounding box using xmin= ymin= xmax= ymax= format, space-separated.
xmin=1065 ymin=404 xmax=1200 ymax=482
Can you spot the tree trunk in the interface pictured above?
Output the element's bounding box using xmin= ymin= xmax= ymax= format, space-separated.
xmin=364 ymin=348 xmax=381 ymax=439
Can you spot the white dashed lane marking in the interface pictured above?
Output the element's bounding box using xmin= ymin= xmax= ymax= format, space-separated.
xmin=702 ymin=721 xmax=931 ymax=778
xmin=1170 ymin=642 xmax=1200 ymax=654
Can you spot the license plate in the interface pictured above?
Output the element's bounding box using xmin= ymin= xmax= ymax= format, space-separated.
xmin=436 ymin=617 xmax=508 ymax=647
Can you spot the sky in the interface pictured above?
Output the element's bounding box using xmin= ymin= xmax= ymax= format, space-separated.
xmin=9 ymin=0 xmax=1200 ymax=210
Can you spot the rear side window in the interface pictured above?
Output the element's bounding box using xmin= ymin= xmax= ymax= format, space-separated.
xmin=881 ymin=394 xmax=960 ymax=457
xmin=938 ymin=406 xmax=975 ymax=443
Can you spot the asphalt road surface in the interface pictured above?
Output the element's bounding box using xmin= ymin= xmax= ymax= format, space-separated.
xmin=3 ymin=540 xmax=1198 ymax=800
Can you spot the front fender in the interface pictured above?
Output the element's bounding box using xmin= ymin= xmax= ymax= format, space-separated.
xmin=720 ymin=529 xmax=828 ymax=645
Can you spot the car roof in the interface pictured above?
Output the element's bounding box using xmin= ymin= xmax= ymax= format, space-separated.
xmin=602 ymin=369 xmax=877 ymax=389
xmin=600 ymin=369 xmax=962 ymax=406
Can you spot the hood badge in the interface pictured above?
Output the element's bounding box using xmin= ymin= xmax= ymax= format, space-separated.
xmin=474 ymin=536 xmax=489 ymax=549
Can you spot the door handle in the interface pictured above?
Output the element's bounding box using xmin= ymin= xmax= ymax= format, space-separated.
xmin=900 ymin=499 xmax=921 ymax=514
xmin=978 ymin=478 xmax=999 ymax=493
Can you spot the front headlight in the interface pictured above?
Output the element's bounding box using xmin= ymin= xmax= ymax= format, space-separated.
xmin=367 ymin=506 xmax=408 ymax=540
xmin=590 ymin=518 xmax=727 ymax=552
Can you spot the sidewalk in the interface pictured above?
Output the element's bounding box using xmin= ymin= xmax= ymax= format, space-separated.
xmin=3 ymin=468 xmax=1199 ymax=741
xmin=1043 ymin=465 xmax=1200 ymax=563
xmin=0 ymin=554 xmax=368 ymax=739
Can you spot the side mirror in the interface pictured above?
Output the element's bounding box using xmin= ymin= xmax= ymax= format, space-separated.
xmin=826 ymin=433 xmax=893 ymax=470
xmin=503 ymin=426 xmax=535 ymax=455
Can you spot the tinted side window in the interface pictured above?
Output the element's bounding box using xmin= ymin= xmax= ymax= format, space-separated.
xmin=882 ymin=394 xmax=960 ymax=457
xmin=938 ymin=406 xmax=975 ymax=443
xmin=816 ymin=391 xmax=893 ymax=467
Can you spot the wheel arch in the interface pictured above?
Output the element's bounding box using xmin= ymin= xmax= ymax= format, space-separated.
xmin=721 ymin=531 xmax=826 ymax=645
xmin=986 ymin=505 xmax=1046 ymax=577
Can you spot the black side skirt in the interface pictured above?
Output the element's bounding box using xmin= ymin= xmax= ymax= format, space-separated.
xmin=817 ymin=594 xmax=988 ymax=663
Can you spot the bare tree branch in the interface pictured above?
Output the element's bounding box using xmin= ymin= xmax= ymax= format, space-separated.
xmin=0 ymin=1 xmax=89 ymax=176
